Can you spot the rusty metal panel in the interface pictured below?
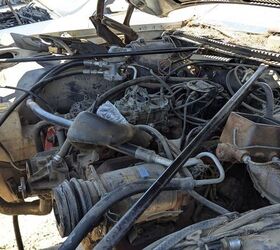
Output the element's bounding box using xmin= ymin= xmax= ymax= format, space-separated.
xmin=219 ymin=112 xmax=280 ymax=161
xmin=0 ymin=103 xmax=37 ymax=162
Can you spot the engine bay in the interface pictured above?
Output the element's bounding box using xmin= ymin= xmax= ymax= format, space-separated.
xmin=1 ymin=25 xmax=280 ymax=249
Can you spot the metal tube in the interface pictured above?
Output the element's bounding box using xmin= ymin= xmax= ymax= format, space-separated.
xmin=53 ymin=139 xmax=71 ymax=162
xmin=111 ymin=144 xmax=202 ymax=168
xmin=127 ymin=65 xmax=137 ymax=79
xmin=112 ymin=144 xmax=224 ymax=186
xmin=57 ymin=139 xmax=71 ymax=158
xmin=0 ymin=198 xmax=52 ymax=215
xmin=194 ymin=152 xmax=225 ymax=186
xmin=26 ymin=98 xmax=72 ymax=128
xmin=94 ymin=64 xmax=268 ymax=250
xmin=0 ymin=47 xmax=198 ymax=64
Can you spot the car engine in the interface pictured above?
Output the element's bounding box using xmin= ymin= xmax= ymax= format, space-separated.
xmin=1 ymin=19 xmax=280 ymax=249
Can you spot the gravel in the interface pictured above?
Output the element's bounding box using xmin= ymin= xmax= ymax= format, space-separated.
xmin=0 ymin=211 xmax=63 ymax=250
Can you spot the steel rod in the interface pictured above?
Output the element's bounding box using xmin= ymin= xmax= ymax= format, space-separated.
xmin=0 ymin=47 xmax=198 ymax=63
xmin=94 ymin=64 xmax=268 ymax=249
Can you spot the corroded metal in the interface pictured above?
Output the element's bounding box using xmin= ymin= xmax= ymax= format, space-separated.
xmin=217 ymin=112 xmax=280 ymax=162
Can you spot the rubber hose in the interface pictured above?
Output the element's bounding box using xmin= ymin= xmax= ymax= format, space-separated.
xmin=188 ymin=191 xmax=229 ymax=215
xmin=13 ymin=216 xmax=24 ymax=250
xmin=136 ymin=125 xmax=173 ymax=160
xmin=59 ymin=178 xmax=194 ymax=250
xmin=146 ymin=216 xmax=228 ymax=250
xmin=213 ymin=203 xmax=280 ymax=234
xmin=255 ymin=82 xmax=274 ymax=118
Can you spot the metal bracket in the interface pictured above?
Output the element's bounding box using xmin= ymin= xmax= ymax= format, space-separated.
xmin=90 ymin=0 xmax=138 ymax=46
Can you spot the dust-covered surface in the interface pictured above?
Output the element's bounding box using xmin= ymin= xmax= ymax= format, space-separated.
xmin=0 ymin=212 xmax=63 ymax=250
xmin=179 ymin=23 xmax=280 ymax=52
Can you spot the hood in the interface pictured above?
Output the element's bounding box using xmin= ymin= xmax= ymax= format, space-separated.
xmin=128 ymin=0 xmax=280 ymax=17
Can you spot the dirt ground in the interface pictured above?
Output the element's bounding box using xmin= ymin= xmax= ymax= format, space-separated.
xmin=0 ymin=211 xmax=64 ymax=250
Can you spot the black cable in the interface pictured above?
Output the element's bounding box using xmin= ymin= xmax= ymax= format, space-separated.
xmin=175 ymin=93 xmax=208 ymax=110
xmin=0 ymin=71 xmax=82 ymax=128
xmin=0 ymin=141 xmax=24 ymax=172
xmin=0 ymin=47 xmax=198 ymax=63
xmin=180 ymin=93 xmax=194 ymax=149
xmin=225 ymin=66 xmax=266 ymax=115
xmin=13 ymin=215 xmax=24 ymax=250
xmin=149 ymin=70 xmax=174 ymax=98
xmin=184 ymin=127 xmax=200 ymax=148
xmin=174 ymin=108 xmax=207 ymax=124
xmin=167 ymin=85 xmax=211 ymax=125
xmin=226 ymin=73 xmax=261 ymax=113
xmin=1 ymin=86 xmax=54 ymax=113
xmin=254 ymin=82 xmax=274 ymax=118
xmin=233 ymin=66 xmax=265 ymax=104
xmin=226 ymin=66 xmax=274 ymax=118
xmin=167 ymin=61 xmax=258 ymax=78
xmin=0 ymin=60 xmax=83 ymax=128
